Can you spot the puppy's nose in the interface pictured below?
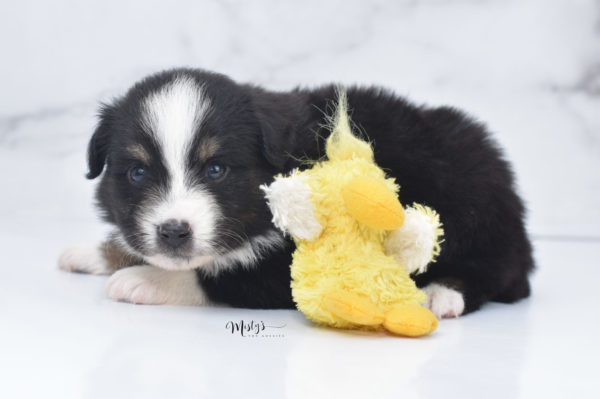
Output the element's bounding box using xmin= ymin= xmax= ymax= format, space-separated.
xmin=157 ymin=219 xmax=192 ymax=248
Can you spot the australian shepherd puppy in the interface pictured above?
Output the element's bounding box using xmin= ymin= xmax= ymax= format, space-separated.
xmin=58 ymin=68 xmax=534 ymax=318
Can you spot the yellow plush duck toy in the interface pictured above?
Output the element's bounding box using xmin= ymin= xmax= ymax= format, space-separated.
xmin=261 ymin=94 xmax=443 ymax=337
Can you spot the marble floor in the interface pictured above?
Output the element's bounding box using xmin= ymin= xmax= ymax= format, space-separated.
xmin=1 ymin=0 xmax=599 ymax=398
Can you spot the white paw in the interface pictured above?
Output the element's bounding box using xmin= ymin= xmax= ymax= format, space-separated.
xmin=423 ymin=283 xmax=465 ymax=318
xmin=58 ymin=244 xmax=110 ymax=275
xmin=105 ymin=265 xmax=207 ymax=305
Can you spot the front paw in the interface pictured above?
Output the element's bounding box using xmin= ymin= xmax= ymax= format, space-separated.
xmin=105 ymin=266 xmax=207 ymax=305
xmin=58 ymin=244 xmax=110 ymax=275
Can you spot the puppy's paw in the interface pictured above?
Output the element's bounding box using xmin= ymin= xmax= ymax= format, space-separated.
xmin=423 ymin=283 xmax=465 ymax=318
xmin=105 ymin=266 xmax=207 ymax=305
xmin=58 ymin=244 xmax=110 ymax=275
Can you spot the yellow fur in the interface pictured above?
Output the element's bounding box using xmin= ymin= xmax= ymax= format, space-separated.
xmin=269 ymin=94 xmax=442 ymax=336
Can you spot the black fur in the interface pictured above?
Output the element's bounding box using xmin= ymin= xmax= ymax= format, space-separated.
xmin=89 ymin=68 xmax=534 ymax=314
xmin=200 ymin=240 xmax=296 ymax=309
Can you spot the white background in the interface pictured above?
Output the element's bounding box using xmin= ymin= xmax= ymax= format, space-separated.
xmin=0 ymin=1 xmax=599 ymax=398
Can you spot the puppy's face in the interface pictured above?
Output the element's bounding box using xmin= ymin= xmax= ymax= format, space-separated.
xmin=87 ymin=70 xmax=293 ymax=273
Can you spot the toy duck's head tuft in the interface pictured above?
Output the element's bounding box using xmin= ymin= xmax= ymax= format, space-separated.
xmin=325 ymin=92 xmax=374 ymax=162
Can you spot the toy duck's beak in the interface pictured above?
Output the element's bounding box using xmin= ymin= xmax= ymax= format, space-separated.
xmin=341 ymin=176 xmax=404 ymax=230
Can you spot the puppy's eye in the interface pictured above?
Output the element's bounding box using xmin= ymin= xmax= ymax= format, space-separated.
xmin=205 ymin=162 xmax=227 ymax=181
xmin=129 ymin=166 xmax=146 ymax=183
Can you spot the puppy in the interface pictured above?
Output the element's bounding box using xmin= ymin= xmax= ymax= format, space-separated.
xmin=58 ymin=68 xmax=534 ymax=318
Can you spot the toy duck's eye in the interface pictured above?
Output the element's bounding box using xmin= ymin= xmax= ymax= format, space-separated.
xmin=129 ymin=166 xmax=146 ymax=183
xmin=205 ymin=162 xmax=228 ymax=181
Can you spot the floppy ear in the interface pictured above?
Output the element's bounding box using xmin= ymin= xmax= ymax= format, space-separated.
xmin=251 ymin=90 xmax=303 ymax=171
xmin=86 ymin=104 xmax=116 ymax=179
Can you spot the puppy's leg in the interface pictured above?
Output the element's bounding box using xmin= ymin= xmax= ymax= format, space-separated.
xmin=106 ymin=266 xmax=207 ymax=305
xmin=58 ymin=238 xmax=142 ymax=275
xmin=493 ymin=277 xmax=531 ymax=303
xmin=416 ymin=252 xmax=533 ymax=318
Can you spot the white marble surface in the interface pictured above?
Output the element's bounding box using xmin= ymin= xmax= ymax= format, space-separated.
xmin=1 ymin=0 xmax=599 ymax=398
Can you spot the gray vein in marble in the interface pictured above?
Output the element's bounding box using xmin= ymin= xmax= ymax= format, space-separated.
xmin=0 ymin=103 xmax=91 ymax=142
xmin=1 ymin=106 xmax=75 ymax=134
xmin=575 ymin=63 xmax=600 ymax=96
xmin=556 ymin=93 xmax=599 ymax=154
xmin=0 ymin=103 xmax=98 ymax=158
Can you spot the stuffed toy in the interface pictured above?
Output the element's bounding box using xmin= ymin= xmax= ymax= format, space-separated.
xmin=261 ymin=94 xmax=444 ymax=337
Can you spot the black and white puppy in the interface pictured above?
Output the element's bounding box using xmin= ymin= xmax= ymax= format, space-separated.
xmin=58 ymin=68 xmax=534 ymax=318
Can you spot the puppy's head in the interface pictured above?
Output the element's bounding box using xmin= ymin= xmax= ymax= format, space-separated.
xmin=87 ymin=69 xmax=303 ymax=273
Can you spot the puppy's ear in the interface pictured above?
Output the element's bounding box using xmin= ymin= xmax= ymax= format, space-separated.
xmin=251 ymin=90 xmax=303 ymax=171
xmin=86 ymin=104 xmax=116 ymax=179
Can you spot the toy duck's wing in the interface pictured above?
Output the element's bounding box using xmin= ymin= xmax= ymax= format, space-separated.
xmin=384 ymin=204 xmax=444 ymax=274
xmin=341 ymin=176 xmax=404 ymax=230
xmin=260 ymin=172 xmax=323 ymax=241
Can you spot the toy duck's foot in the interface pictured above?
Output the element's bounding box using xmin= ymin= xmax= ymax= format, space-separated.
xmin=321 ymin=291 xmax=385 ymax=326
xmin=383 ymin=304 xmax=438 ymax=337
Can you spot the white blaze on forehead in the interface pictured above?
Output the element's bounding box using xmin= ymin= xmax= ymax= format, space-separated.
xmin=142 ymin=75 xmax=211 ymax=188
xmin=140 ymin=75 xmax=218 ymax=263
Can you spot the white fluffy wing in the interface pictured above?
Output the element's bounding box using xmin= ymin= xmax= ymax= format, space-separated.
xmin=260 ymin=172 xmax=322 ymax=241
xmin=384 ymin=205 xmax=443 ymax=274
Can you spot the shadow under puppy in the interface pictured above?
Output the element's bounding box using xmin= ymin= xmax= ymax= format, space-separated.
xmin=58 ymin=68 xmax=534 ymax=318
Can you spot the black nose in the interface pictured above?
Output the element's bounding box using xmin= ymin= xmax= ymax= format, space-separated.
xmin=157 ymin=220 xmax=192 ymax=248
